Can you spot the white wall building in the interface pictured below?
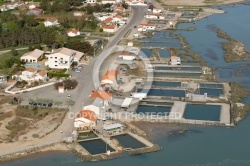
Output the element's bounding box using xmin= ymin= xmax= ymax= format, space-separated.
xmin=44 ymin=17 xmax=59 ymax=27
xmin=170 ymin=56 xmax=181 ymax=65
xmin=13 ymin=68 xmax=47 ymax=82
xmin=119 ymin=52 xmax=136 ymax=60
xmin=45 ymin=47 xmax=84 ymax=69
xmin=67 ymin=28 xmax=80 ymax=37
xmin=86 ymin=0 xmax=97 ymax=3
xmin=152 ymin=8 xmax=162 ymax=14
xmin=101 ymin=0 xmax=116 ymax=4
xmin=20 ymin=49 xmax=44 ymax=63
xmin=137 ymin=24 xmax=156 ymax=32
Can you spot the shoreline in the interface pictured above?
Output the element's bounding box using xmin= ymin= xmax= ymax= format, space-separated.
xmin=0 ymin=143 xmax=70 ymax=162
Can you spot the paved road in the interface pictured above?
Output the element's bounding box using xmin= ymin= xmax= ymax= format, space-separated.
xmin=92 ymin=6 xmax=147 ymax=88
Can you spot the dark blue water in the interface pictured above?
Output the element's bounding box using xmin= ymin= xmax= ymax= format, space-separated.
xmin=183 ymin=104 xmax=221 ymax=121
xmin=113 ymin=134 xmax=146 ymax=149
xmin=138 ymin=88 xmax=186 ymax=97
xmin=139 ymin=48 xmax=152 ymax=58
xmin=78 ymin=139 xmax=114 ymax=155
xmin=199 ymin=88 xmax=223 ymax=97
xmin=181 ymin=62 xmax=201 ymax=66
xmin=151 ymin=81 xmax=182 ymax=87
xmin=154 ymin=72 xmax=202 ymax=77
xmin=158 ymin=49 xmax=170 ymax=58
xmin=200 ymin=83 xmax=223 ymax=88
xmin=136 ymin=105 xmax=172 ymax=114
xmin=155 ymin=66 xmax=201 ymax=71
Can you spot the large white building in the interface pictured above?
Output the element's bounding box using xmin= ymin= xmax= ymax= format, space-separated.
xmin=20 ymin=49 xmax=44 ymax=63
xmin=45 ymin=47 xmax=84 ymax=69
xmin=137 ymin=24 xmax=156 ymax=32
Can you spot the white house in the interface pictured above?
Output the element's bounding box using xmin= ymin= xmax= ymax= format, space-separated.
xmin=20 ymin=49 xmax=44 ymax=63
xmin=102 ymin=24 xmax=117 ymax=33
xmin=45 ymin=47 xmax=84 ymax=69
xmin=170 ymin=56 xmax=181 ymax=65
xmin=29 ymin=4 xmax=36 ymax=9
xmin=13 ymin=68 xmax=47 ymax=82
xmin=67 ymin=28 xmax=80 ymax=37
xmin=152 ymin=8 xmax=162 ymax=14
xmin=145 ymin=13 xmax=165 ymax=19
xmin=137 ymin=24 xmax=156 ymax=32
xmin=73 ymin=11 xmax=84 ymax=17
xmin=0 ymin=75 xmax=7 ymax=84
xmin=101 ymin=0 xmax=116 ymax=4
xmin=44 ymin=17 xmax=59 ymax=27
xmin=119 ymin=52 xmax=136 ymax=60
xmin=83 ymin=105 xmax=100 ymax=116
xmin=74 ymin=110 xmax=97 ymax=128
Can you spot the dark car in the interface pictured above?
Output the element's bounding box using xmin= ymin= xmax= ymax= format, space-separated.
xmin=29 ymin=102 xmax=34 ymax=106
xmin=37 ymin=103 xmax=43 ymax=106
xmin=32 ymin=103 xmax=38 ymax=106
xmin=42 ymin=103 xmax=47 ymax=107
xmin=134 ymin=25 xmax=137 ymax=28
xmin=48 ymin=103 xmax=53 ymax=107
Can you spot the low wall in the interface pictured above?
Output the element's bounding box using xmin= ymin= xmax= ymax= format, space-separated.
xmin=5 ymin=82 xmax=55 ymax=94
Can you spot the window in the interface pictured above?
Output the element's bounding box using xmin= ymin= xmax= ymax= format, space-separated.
xmin=50 ymin=57 xmax=53 ymax=58
xmin=55 ymin=61 xmax=57 ymax=63
xmin=55 ymin=57 xmax=57 ymax=59
xmin=55 ymin=65 xmax=58 ymax=67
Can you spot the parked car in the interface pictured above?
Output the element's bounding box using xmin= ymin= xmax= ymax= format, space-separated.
xmin=77 ymin=66 xmax=82 ymax=69
xmin=42 ymin=103 xmax=47 ymax=107
xmin=32 ymin=103 xmax=38 ymax=106
xmin=48 ymin=103 xmax=53 ymax=107
xmin=67 ymin=95 xmax=71 ymax=98
xmin=74 ymin=68 xmax=81 ymax=72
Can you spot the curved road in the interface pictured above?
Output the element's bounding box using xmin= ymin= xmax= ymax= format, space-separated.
xmin=92 ymin=6 xmax=147 ymax=88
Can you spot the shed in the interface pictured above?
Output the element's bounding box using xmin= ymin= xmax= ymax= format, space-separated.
xmin=121 ymin=97 xmax=133 ymax=108
xmin=103 ymin=123 xmax=123 ymax=131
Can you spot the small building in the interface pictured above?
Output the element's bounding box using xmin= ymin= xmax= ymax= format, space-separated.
xmin=102 ymin=24 xmax=117 ymax=33
xmin=170 ymin=56 xmax=181 ymax=65
xmin=102 ymin=123 xmax=123 ymax=135
xmin=0 ymin=75 xmax=7 ymax=84
xmin=119 ymin=52 xmax=136 ymax=60
xmin=27 ymin=8 xmax=43 ymax=15
xmin=89 ymin=90 xmax=112 ymax=107
xmin=73 ymin=11 xmax=84 ymax=17
xmin=28 ymin=4 xmax=36 ymax=9
xmin=67 ymin=28 xmax=80 ymax=37
xmin=86 ymin=0 xmax=97 ymax=4
xmin=127 ymin=41 xmax=133 ymax=47
xmin=145 ymin=13 xmax=165 ymax=19
xmin=101 ymin=70 xmax=117 ymax=85
xmin=58 ymin=86 xmax=64 ymax=93
xmin=137 ymin=24 xmax=156 ymax=32
xmin=101 ymin=0 xmax=116 ymax=4
xmin=74 ymin=110 xmax=97 ymax=129
xmin=152 ymin=8 xmax=162 ymax=14
xmin=44 ymin=17 xmax=59 ymax=27
xmin=20 ymin=49 xmax=44 ymax=63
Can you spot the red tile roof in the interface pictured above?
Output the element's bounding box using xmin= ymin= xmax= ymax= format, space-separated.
xmin=89 ymin=90 xmax=112 ymax=100
xmin=102 ymin=70 xmax=117 ymax=82
xmin=77 ymin=110 xmax=97 ymax=122
xmin=103 ymin=17 xmax=112 ymax=24
xmin=25 ymin=67 xmax=37 ymax=73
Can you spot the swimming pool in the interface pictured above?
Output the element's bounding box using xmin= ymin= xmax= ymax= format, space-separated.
xmin=78 ymin=139 xmax=115 ymax=155
xmin=113 ymin=134 xmax=146 ymax=149
xmin=183 ymin=104 xmax=221 ymax=121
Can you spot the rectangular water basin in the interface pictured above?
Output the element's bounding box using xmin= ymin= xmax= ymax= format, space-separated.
xmin=78 ymin=139 xmax=115 ymax=155
xmin=113 ymin=134 xmax=146 ymax=149
xmin=183 ymin=104 xmax=221 ymax=121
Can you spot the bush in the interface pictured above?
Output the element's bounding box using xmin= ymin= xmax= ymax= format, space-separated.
xmin=48 ymin=72 xmax=70 ymax=78
xmin=54 ymin=79 xmax=78 ymax=90
xmin=11 ymin=49 xmax=18 ymax=56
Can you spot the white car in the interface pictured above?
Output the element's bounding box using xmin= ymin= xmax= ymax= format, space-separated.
xmin=67 ymin=95 xmax=71 ymax=98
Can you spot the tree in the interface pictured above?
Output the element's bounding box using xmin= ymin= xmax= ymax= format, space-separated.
xmin=121 ymin=2 xmax=128 ymax=9
xmin=66 ymin=38 xmax=94 ymax=55
xmin=54 ymin=101 xmax=63 ymax=107
xmin=11 ymin=49 xmax=18 ymax=56
xmin=65 ymin=99 xmax=75 ymax=108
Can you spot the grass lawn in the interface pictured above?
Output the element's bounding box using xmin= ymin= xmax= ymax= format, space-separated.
xmin=0 ymin=49 xmax=29 ymax=74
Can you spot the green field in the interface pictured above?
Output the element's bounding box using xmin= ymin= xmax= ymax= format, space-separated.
xmin=0 ymin=49 xmax=29 ymax=74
